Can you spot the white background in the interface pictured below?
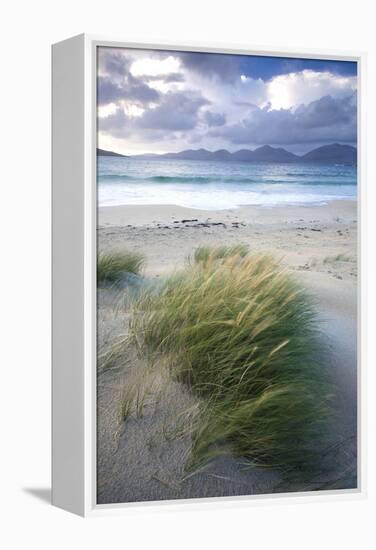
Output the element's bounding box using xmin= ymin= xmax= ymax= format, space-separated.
xmin=1 ymin=0 xmax=375 ymax=547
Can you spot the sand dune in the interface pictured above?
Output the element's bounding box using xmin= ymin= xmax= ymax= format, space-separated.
xmin=97 ymin=200 xmax=357 ymax=503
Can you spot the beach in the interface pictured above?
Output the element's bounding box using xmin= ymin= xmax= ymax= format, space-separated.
xmin=98 ymin=201 xmax=357 ymax=284
xmin=97 ymin=199 xmax=357 ymax=503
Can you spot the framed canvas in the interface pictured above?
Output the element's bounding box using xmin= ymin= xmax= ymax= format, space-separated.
xmin=52 ymin=34 xmax=365 ymax=516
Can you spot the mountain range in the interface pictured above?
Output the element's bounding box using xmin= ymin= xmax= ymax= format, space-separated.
xmin=97 ymin=143 xmax=357 ymax=164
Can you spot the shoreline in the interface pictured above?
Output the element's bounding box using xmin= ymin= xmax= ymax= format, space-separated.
xmin=98 ymin=199 xmax=356 ymax=227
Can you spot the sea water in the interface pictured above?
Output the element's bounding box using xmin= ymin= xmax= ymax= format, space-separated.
xmin=97 ymin=157 xmax=357 ymax=210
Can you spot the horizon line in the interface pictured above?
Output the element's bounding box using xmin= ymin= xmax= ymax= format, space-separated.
xmin=97 ymin=142 xmax=357 ymax=158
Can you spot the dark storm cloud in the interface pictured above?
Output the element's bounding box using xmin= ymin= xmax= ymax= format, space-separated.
xmin=293 ymin=94 xmax=355 ymax=129
xmin=178 ymin=51 xmax=242 ymax=82
xmin=137 ymin=91 xmax=209 ymax=130
xmin=97 ymin=74 xmax=160 ymax=106
xmin=97 ymin=49 xmax=161 ymax=106
xmin=209 ymin=93 xmax=356 ymax=145
xmin=99 ymin=107 xmax=129 ymax=133
xmin=99 ymin=49 xmax=132 ymax=75
xmin=99 ymin=90 xmax=210 ymax=136
xmin=141 ymin=72 xmax=185 ymax=83
xmin=99 ymin=107 xmax=170 ymax=142
xmin=204 ymin=111 xmax=226 ymax=127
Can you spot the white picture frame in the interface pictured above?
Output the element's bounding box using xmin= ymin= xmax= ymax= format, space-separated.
xmin=52 ymin=34 xmax=366 ymax=517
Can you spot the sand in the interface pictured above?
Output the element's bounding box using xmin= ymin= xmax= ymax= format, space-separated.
xmin=98 ymin=201 xmax=357 ymax=279
xmin=97 ymin=200 xmax=357 ymax=504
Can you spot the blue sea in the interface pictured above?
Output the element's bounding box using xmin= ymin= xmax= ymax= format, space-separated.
xmin=97 ymin=157 xmax=357 ymax=210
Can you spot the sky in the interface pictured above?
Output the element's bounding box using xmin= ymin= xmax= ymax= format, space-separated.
xmin=97 ymin=47 xmax=357 ymax=155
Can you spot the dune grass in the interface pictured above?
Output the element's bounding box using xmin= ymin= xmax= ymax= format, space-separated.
xmin=130 ymin=247 xmax=332 ymax=473
xmin=97 ymin=250 xmax=145 ymax=284
xmin=192 ymin=243 xmax=249 ymax=265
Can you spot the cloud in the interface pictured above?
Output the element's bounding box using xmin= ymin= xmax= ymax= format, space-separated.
xmin=141 ymin=72 xmax=185 ymax=83
xmin=138 ymin=91 xmax=209 ymax=130
xmin=99 ymin=90 xmax=210 ymax=138
xmin=98 ymin=49 xmax=132 ymax=76
xmin=266 ymin=69 xmax=357 ymax=109
xmin=203 ymin=111 xmax=226 ymax=127
xmin=130 ymin=55 xmax=181 ymax=77
xmin=178 ymin=51 xmax=242 ymax=82
xmin=97 ymin=47 xmax=357 ymax=154
xmin=99 ymin=107 xmax=129 ymax=133
xmin=294 ymin=93 xmax=356 ymax=129
xmin=97 ymin=75 xmax=160 ymax=106
xmin=97 ymin=49 xmax=162 ymax=106
xmin=209 ymin=92 xmax=356 ymax=146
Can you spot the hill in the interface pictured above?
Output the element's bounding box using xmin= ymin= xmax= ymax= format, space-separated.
xmin=301 ymin=144 xmax=356 ymax=164
xmin=97 ymin=148 xmax=127 ymax=157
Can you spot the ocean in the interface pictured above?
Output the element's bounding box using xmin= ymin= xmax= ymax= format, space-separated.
xmin=97 ymin=157 xmax=357 ymax=210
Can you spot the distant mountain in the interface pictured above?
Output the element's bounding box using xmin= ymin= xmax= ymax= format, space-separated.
xmin=211 ymin=149 xmax=233 ymax=161
xmin=160 ymin=148 xmax=230 ymax=161
xmin=132 ymin=145 xmax=300 ymax=163
xmin=128 ymin=144 xmax=357 ymax=164
xmin=301 ymin=144 xmax=357 ymax=164
xmin=131 ymin=153 xmax=161 ymax=159
xmin=231 ymin=149 xmax=256 ymax=162
xmin=97 ymin=148 xmax=127 ymax=157
xmin=251 ymin=145 xmax=299 ymax=163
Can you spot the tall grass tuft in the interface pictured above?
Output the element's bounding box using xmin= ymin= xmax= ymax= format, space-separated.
xmin=192 ymin=243 xmax=249 ymax=265
xmin=97 ymin=250 xmax=145 ymax=284
xmin=130 ymin=248 xmax=332 ymax=473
